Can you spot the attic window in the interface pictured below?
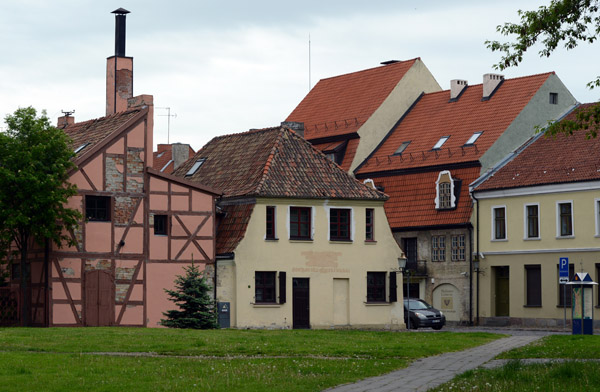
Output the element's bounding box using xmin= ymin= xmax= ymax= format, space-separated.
xmin=464 ymin=132 xmax=483 ymax=146
xmin=156 ymin=151 xmax=166 ymax=158
xmin=185 ymin=158 xmax=205 ymax=177
xmin=74 ymin=142 xmax=91 ymax=154
xmin=393 ymin=141 xmax=411 ymax=155
xmin=549 ymin=92 xmax=558 ymax=104
xmin=432 ymin=136 xmax=449 ymax=150
xmin=435 ymin=170 xmax=457 ymax=210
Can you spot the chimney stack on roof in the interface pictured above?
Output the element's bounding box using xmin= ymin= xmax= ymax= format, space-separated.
xmin=113 ymin=8 xmax=130 ymax=57
xmin=106 ymin=8 xmax=133 ymax=116
xmin=450 ymin=79 xmax=468 ymax=101
xmin=57 ymin=111 xmax=75 ymax=128
xmin=281 ymin=121 xmax=305 ymax=138
xmin=482 ymin=73 xmax=504 ymax=100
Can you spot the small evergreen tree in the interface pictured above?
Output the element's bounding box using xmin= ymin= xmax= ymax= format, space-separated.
xmin=161 ymin=263 xmax=219 ymax=329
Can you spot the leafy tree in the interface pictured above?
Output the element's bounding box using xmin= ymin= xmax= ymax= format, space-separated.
xmin=161 ymin=263 xmax=219 ymax=329
xmin=486 ymin=0 xmax=600 ymax=138
xmin=0 ymin=107 xmax=81 ymax=325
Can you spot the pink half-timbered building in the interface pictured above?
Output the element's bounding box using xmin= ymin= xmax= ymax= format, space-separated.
xmin=6 ymin=9 xmax=219 ymax=327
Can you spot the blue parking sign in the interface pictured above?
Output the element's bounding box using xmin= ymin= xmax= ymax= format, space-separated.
xmin=559 ymin=257 xmax=569 ymax=282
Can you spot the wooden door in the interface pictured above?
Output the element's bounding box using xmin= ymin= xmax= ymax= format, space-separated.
xmin=333 ymin=278 xmax=349 ymax=326
xmin=494 ymin=266 xmax=510 ymax=317
xmin=292 ymin=278 xmax=310 ymax=329
xmin=85 ymin=270 xmax=115 ymax=326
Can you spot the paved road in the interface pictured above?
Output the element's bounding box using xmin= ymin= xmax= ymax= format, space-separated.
xmin=325 ymin=327 xmax=561 ymax=392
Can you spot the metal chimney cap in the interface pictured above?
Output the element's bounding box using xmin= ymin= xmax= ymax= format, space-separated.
xmin=112 ymin=8 xmax=130 ymax=15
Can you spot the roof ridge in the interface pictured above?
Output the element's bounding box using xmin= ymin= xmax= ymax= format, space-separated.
xmin=318 ymin=58 xmax=418 ymax=82
xmin=65 ymin=108 xmax=141 ymax=129
xmin=208 ymin=126 xmax=281 ymax=142
xmin=254 ymin=127 xmax=285 ymax=194
xmin=425 ymin=72 xmax=554 ymax=95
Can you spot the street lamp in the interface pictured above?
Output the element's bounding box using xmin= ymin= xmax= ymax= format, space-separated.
xmin=398 ymin=257 xmax=410 ymax=330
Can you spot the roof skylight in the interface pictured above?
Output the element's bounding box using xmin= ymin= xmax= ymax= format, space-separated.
xmin=74 ymin=142 xmax=91 ymax=154
xmin=465 ymin=131 xmax=483 ymax=146
xmin=432 ymin=136 xmax=449 ymax=150
xmin=393 ymin=141 xmax=411 ymax=155
xmin=185 ymin=158 xmax=206 ymax=177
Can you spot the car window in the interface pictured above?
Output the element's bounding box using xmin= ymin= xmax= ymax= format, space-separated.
xmin=405 ymin=299 xmax=431 ymax=310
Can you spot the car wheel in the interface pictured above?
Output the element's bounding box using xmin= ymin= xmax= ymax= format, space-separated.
xmin=432 ymin=325 xmax=443 ymax=330
xmin=410 ymin=318 xmax=419 ymax=329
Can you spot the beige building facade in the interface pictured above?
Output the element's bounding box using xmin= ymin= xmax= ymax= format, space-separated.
xmin=217 ymin=198 xmax=405 ymax=329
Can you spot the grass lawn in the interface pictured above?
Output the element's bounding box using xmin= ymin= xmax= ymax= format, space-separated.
xmin=0 ymin=328 xmax=500 ymax=391
xmin=431 ymin=335 xmax=600 ymax=392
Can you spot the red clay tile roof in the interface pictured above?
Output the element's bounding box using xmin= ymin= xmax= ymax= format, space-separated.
xmin=216 ymin=202 xmax=255 ymax=254
xmin=174 ymin=127 xmax=387 ymax=201
xmin=153 ymin=143 xmax=195 ymax=173
xmin=62 ymin=109 xmax=143 ymax=160
xmin=286 ymin=59 xmax=419 ymax=140
xmin=373 ymin=166 xmax=482 ymax=229
xmin=355 ymin=73 xmax=554 ymax=175
xmin=474 ymin=103 xmax=600 ymax=191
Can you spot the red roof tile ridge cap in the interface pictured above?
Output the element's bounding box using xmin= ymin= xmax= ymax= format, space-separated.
xmin=64 ymin=108 xmax=141 ymax=129
xmin=254 ymin=128 xmax=285 ymax=194
xmin=208 ymin=126 xmax=281 ymax=142
xmin=317 ymin=58 xmax=418 ymax=82
xmin=422 ymin=72 xmax=554 ymax=97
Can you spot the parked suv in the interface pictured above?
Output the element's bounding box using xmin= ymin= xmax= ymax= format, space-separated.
xmin=404 ymin=298 xmax=446 ymax=330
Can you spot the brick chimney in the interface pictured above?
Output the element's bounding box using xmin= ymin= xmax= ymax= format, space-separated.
xmin=450 ymin=79 xmax=468 ymax=101
xmin=482 ymin=74 xmax=504 ymax=100
xmin=106 ymin=8 xmax=133 ymax=115
xmin=57 ymin=113 xmax=75 ymax=128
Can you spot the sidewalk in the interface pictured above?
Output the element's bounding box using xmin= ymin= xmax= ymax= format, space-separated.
xmin=325 ymin=331 xmax=548 ymax=392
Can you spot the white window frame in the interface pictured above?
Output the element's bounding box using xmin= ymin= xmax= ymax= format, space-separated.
xmin=434 ymin=170 xmax=456 ymax=209
xmin=287 ymin=205 xmax=315 ymax=241
xmin=491 ymin=205 xmax=507 ymax=241
xmin=523 ymin=203 xmax=540 ymax=240
xmin=325 ymin=206 xmax=355 ymax=242
xmin=556 ymin=200 xmax=574 ymax=238
xmin=595 ymin=198 xmax=600 ymax=237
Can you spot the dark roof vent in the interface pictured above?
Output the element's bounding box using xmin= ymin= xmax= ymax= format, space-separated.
xmin=112 ymin=8 xmax=130 ymax=57
xmin=380 ymin=60 xmax=400 ymax=65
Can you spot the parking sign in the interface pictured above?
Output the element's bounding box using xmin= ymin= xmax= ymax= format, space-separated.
xmin=559 ymin=257 xmax=569 ymax=284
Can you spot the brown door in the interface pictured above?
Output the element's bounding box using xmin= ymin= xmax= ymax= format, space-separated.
xmin=293 ymin=278 xmax=310 ymax=329
xmin=85 ymin=270 xmax=115 ymax=326
xmin=494 ymin=266 xmax=510 ymax=317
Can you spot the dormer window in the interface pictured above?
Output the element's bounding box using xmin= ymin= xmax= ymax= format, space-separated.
xmin=464 ymin=132 xmax=482 ymax=146
xmin=185 ymin=158 xmax=206 ymax=177
xmin=74 ymin=142 xmax=91 ymax=154
xmin=393 ymin=141 xmax=411 ymax=155
xmin=435 ymin=170 xmax=457 ymax=210
xmin=432 ymin=136 xmax=449 ymax=150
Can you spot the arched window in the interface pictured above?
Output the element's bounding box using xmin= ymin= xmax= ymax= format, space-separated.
xmin=435 ymin=171 xmax=456 ymax=209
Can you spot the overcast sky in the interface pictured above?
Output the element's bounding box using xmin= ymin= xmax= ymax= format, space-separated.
xmin=1 ymin=1 xmax=598 ymax=150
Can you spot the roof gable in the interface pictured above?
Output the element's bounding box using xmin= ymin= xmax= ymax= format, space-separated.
xmin=286 ymin=59 xmax=418 ymax=140
xmin=474 ymin=103 xmax=600 ymax=192
xmin=356 ymin=73 xmax=553 ymax=175
xmin=174 ymin=127 xmax=386 ymax=201
xmin=62 ymin=109 xmax=144 ymax=162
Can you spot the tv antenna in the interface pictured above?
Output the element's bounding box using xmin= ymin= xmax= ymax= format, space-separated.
xmin=157 ymin=107 xmax=177 ymax=144
xmin=61 ymin=110 xmax=75 ymax=117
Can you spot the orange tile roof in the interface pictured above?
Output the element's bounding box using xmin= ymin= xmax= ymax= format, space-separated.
xmin=216 ymin=202 xmax=255 ymax=254
xmin=62 ymin=109 xmax=143 ymax=160
xmin=174 ymin=127 xmax=387 ymax=201
xmin=373 ymin=166 xmax=482 ymax=229
xmin=474 ymin=103 xmax=600 ymax=191
xmin=355 ymin=73 xmax=554 ymax=175
xmin=286 ymin=59 xmax=419 ymax=140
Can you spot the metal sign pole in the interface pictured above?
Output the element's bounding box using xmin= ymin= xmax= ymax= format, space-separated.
xmin=563 ymin=284 xmax=566 ymax=329
xmin=406 ymin=271 xmax=410 ymax=330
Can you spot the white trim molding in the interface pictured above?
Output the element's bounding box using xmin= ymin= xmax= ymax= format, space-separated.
xmin=523 ymin=202 xmax=541 ymax=240
xmin=555 ymin=200 xmax=574 ymax=239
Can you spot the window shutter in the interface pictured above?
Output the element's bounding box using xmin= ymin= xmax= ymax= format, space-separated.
xmin=278 ymin=271 xmax=286 ymax=304
xmin=389 ymin=272 xmax=397 ymax=302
